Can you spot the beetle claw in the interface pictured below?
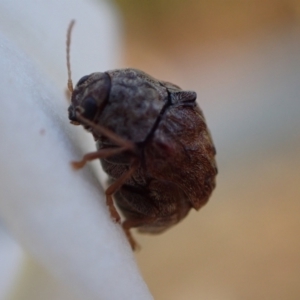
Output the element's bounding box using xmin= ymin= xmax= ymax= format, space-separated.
xmin=71 ymin=160 xmax=86 ymax=170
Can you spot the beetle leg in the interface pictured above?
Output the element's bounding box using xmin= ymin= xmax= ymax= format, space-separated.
xmin=122 ymin=216 xmax=156 ymax=250
xmin=105 ymin=159 xmax=139 ymax=224
xmin=72 ymin=146 xmax=128 ymax=169
xmin=76 ymin=114 xmax=135 ymax=150
xmin=72 ymin=114 xmax=137 ymax=168
xmin=122 ymin=220 xmax=140 ymax=251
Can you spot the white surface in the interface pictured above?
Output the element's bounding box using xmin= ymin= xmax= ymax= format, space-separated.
xmin=0 ymin=0 xmax=122 ymax=91
xmin=0 ymin=1 xmax=152 ymax=300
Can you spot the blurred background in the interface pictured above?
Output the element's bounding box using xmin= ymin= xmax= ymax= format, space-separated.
xmin=114 ymin=0 xmax=300 ymax=299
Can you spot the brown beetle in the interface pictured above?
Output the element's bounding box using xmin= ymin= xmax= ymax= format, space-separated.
xmin=66 ymin=21 xmax=217 ymax=250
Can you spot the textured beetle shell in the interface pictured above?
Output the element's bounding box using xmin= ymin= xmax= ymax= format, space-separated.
xmin=100 ymin=69 xmax=168 ymax=143
xmin=70 ymin=68 xmax=217 ymax=234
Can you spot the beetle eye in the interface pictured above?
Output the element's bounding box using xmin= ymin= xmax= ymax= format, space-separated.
xmin=77 ymin=75 xmax=90 ymax=86
xmin=82 ymin=96 xmax=97 ymax=120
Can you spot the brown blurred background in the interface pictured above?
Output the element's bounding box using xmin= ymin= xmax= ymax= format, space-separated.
xmin=112 ymin=1 xmax=300 ymax=299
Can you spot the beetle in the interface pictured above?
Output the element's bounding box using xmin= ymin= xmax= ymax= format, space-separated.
xmin=66 ymin=21 xmax=217 ymax=250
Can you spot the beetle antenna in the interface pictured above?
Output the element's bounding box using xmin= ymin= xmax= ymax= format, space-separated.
xmin=66 ymin=20 xmax=75 ymax=93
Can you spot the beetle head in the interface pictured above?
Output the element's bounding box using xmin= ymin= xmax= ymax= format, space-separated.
xmin=68 ymin=72 xmax=111 ymax=127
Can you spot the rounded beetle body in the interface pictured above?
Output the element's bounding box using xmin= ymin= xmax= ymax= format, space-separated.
xmin=69 ymin=68 xmax=217 ymax=247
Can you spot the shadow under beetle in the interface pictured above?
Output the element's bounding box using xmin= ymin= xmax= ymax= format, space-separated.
xmin=66 ymin=21 xmax=217 ymax=250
